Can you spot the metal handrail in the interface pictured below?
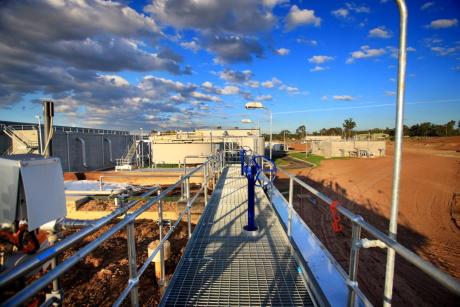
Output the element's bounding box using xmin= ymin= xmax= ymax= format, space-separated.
xmin=0 ymin=155 xmax=221 ymax=307
xmin=276 ymin=167 xmax=460 ymax=302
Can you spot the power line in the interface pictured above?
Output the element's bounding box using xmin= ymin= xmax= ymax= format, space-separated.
xmin=272 ymin=98 xmax=460 ymax=115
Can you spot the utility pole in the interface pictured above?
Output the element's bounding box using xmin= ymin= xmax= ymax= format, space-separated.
xmin=283 ymin=130 xmax=286 ymax=150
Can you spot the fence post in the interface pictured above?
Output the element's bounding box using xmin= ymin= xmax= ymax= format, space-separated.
xmin=288 ymin=177 xmax=294 ymax=240
xmin=347 ymin=220 xmax=362 ymax=307
xmin=126 ymin=221 xmax=139 ymax=307
xmin=157 ymin=189 xmax=165 ymax=286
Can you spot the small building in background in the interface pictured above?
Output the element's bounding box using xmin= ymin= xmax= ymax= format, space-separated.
xmin=310 ymin=139 xmax=386 ymax=158
xmin=150 ymin=128 xmax=264 ymax=165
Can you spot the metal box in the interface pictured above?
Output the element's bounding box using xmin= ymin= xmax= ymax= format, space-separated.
xmin=0 ymin=155 xmax=67 ymax=230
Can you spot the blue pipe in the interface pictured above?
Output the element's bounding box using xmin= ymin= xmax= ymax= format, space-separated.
xmin=240 ymin=148 xmax=245 ymax=176
xmin=244 ymin=164 xmax=258 ymax=231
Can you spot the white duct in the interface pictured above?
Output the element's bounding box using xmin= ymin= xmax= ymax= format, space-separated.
xmin=76 ymin=137 xmax=87 ymax=168
xmin=104 ymin=137 xmax=113 ymax=163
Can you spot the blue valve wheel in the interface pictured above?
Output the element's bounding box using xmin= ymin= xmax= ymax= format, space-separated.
xmin=251 ymin=155 xmax=277 ymax=187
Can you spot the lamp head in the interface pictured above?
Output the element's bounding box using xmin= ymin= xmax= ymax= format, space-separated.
xmin=245 ymin=101 xmax=264 ymax=109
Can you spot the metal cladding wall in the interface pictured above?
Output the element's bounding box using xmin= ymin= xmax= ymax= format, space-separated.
xmin=52 ymin=131 xmax=132 ymax=172
xmin=152 ymin=142 xmax=222 ymax=165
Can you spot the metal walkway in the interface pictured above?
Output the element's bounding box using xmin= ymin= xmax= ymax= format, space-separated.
xmin=161 ymin=166 xmax=313 ymax=306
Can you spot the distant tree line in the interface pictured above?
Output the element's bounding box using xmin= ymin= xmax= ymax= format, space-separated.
xmin=269 ymin=119 xmax=459 ymax=141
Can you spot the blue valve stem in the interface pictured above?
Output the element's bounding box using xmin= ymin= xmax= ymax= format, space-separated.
xmin=244 ymin=164 xmax=258 ymax=231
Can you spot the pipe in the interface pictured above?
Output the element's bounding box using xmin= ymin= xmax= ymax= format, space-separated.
xmin=35 ymin=116 xmax=43 ymax=155
xmin=384 ymin=1 xmax=408 ymax=305
xmin=66 ymin=132 xmax=71 ymax=172
xmin=42 ymin=100 xmax=54 ymax=157
xmin=58 ymin=218 xmax=94 ymax=229
xmin=104 ymin=137 xmax=113 ymax=163
xmin=76 ymin=137 xmax=87 ymax=168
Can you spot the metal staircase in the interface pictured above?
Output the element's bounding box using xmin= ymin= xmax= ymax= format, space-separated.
xmin=115 ymin=139 xmax=137 ymax=170
xmin=2 ymin=125 xmax=39 ymax=155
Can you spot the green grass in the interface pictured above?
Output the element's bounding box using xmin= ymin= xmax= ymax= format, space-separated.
xmin=274 ymin=156 xmax=289 ymax=166
xmin=155 ymin=163 xmax=180 ymax=168
xmin=288 ymin=152 xmax=348 ymax=166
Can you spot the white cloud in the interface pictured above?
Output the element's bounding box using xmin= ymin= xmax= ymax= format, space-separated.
xmin=346 ymin=3 xmax=370 ymax=14
xmin=430 ymin=46 xmax=458 ymax=56
xmin=333 ymin=95 xmax=353 ymax=101
xmin=219 ymin=69 xmax=253 ymax=83
xmin=146 ymin=0 xmax=277 ymax=34
xmin=275 ymin=48 xmax=290 ymax=56
xmin=368 ymin=26 xmax=392 ymax=38
xmin=385 ymin=91 xmax=396 ymax=96
xmin=98 ymin=75 xmax=129 ymax=87
xmin=280 ymin=85 xmax=300 ymax=93
xmin=427 ymin=18 xmax=458 ymax=29
xmin=256 ymin=94 xmax=272 ymax=101
xmin=285 ymin=5 xmax=321 ymax=30
xmin=321 ymin=95 xmax=328 ymax=101
xmin=331 ymin=9 xmax=349 ymax=18
xmin=310 ymin=65 xmax=327 ymax=72
xmin=421 ymin=2 xmax=435 ymax=10
xmin=346 ymin=45 xmax=386 ymax=63
xmin=262 ymin=81 xmax=275 ymax=88
xmin=308 ymin=55 xmax=334 ymax=64
xmin=407 ymin=47 xmax=417 ymax=52
xmin=220 ymin=85 xmax=240 ymax=95
xmin=297 ymin=37 xmax=318 ymax=46
xmin=246 ymin=80 xmax=260 ymax=88
xmin=202 ymin=81 xmax=213 ymax=89
xmin=180 ymin=40 xmax=200 ymax=52
xmin=190 ymin=91 xmax=222 ymax=102
xmin=262 ymin=0 xmax=287 ymax=8
xmin=333 ymin=3 xmax=370 ymax=19
xmin=261 ymin=77 xmax=282 ymax=88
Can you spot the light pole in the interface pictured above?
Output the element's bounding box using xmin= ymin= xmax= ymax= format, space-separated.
xmin=35 ymin=115 xmax=43 ymax=155
xmin=245 ymin=101 xmax=272 ymax=161
xmin=140 ymin=128 xmax=144 ymax=168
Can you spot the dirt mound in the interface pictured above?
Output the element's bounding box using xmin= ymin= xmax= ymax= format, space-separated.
xmin=276 ymin=137 xmax=460 ymax=306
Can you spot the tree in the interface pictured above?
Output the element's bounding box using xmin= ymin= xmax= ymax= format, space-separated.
xmin=342 ymin=118 xmax=357 ymax=138
xmin=446 ymin=120 xmax=456 ymax=136
xmin=279 ymin=129 xmax=291 ymax=135
xmin=295 ymin=125 xmax=306 ymax=139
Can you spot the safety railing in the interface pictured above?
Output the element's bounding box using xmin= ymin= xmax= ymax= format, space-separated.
xmin=268 ymin=166 xmax=460 ymax=306
xmin=0 ymin=121 xmax=130 ymax=135
xmin=0 ymin=154 xmax=223 ymax=307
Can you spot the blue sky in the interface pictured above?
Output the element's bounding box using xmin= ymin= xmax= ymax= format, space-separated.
xmin=0 ymin=0 xmax=459 ymax=133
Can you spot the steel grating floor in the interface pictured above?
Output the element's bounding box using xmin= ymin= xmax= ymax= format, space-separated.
xmin=160 ymin=166 xmax=314 ymax=306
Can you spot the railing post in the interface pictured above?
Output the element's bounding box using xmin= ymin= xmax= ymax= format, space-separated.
xmin=347 ymin=220 xmax=362 ymax=307
xmin=186 ymin=177 xmax=192 ymax=238
xmin=384 ymin=1 xmax=408 ymax=306
xmin=212 ymin=158 xmax=216 ymax=188
xmin=157 ymin=189 xmax=165 ymax=286
xmin=126 ymin=222 xmax=139 ymax=307
xmin=204 ymin=163 xmax=208 ymax=206
xmin=46 ymin=231 xmax=62 ymax=303
xmin=288 ymin=177 xmax=294 ymax=239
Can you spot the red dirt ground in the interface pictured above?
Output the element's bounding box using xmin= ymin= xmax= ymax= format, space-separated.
xmin=276 ymin=136 xmax=460 ymax=306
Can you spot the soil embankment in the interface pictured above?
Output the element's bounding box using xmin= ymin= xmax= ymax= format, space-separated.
xmin=276 ymin=137 xmax=460 ymax=306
